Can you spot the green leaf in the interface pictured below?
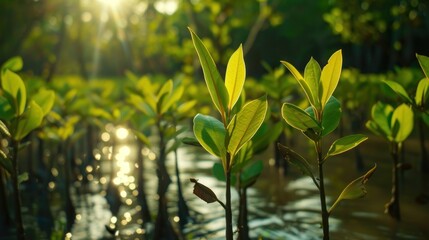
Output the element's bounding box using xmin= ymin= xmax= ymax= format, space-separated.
xmin=240 ymin=160 xmax=263 ymax=188
xmin=329 ymin=164 xmax=377 ymax=214
xmin=304 ymin=57 xmax=321 ymax=110
xmin=282 ymin=103 xmax=320 ymax=132
xmin=383 ymin=80 xmax=413 ymax=104
xmin=227 ymin=96 xmax=268 ymax=158
xmin=225 ymin=44 xmax=245 ymax=111
xmin=0 ymin=120 xmax=10 ymax=137
xmin=1 ymin=70 xmax=27 ymax=115
xmin=161 ymin=84 xmax=184 ymax=114
xmin=182 ymin=137 xmax=202 ymax=147
xmin=177 ymin=100 xmax=197 ymax=117
xmin=0 ymin=96 xmax=14 ymax=121
xmin=0 ymin=150 xmax=12 ymax=174
xmin=189 ymin=28 xmax=229 ymax=116
xmin=416 ymin=54 xmax=429 ymax=79
xmin=18 ymin=172 xmax=29 ymax=184
xmin=369 ymin=102 xmax=394 ymax=139
xmin=391 ymin=104 xmax=414 ymax=143
xmin=320 ymin=50 xmax=342 ymax=109
xmin=306 ymin=96 xmax=341 ymax=136
xmin=281 ymin=60 xmax=315 ymax=107
xmin=415 ymin=78 xmax=429 ymax=107
xmin=14 ymin=101 xmax=43 ymax=141
xmin=277 ymin=143 xmax=318 ymax=188
xmin=32 ymin=89 xmax=55 ymax=116
xmin=1 ymin=56 xmax=23 ymax=74
xmin=193 ymin=114 xmax=227 ymax=163
xmin=326 ymin=134 xmax=368 ymax=158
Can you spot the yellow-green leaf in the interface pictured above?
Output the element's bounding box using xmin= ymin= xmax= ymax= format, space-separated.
xmin=193 ymin=114 xmax=227 ymax=163
xmin=415 ymin=78 xmax=429 ymax=107
xmin=282 ymin=103 xmax=320 ymax=132
xmin=225 ymin=44 xmax=245 ymax=111
xmin=1 ymin=70 xmax=26 ymax=115
xmin=227 ymin=96 xmax=267 ymax=159
xmin=391 ymin=104 xmax=413 ymax=143
xmin=32 ymin=89 xmax=55 ymax=116
xmin=14 ymin=101 xmax=43 ymax=141
xmin=189 ymin=28 xmax=229 ymax=116
xmin=326 ymin=134 xmax=368 ymax=158
xmin=281 ymin=60 xmax=316 ymax=106
xmin=417 ymin=54 xmax=429 ymax=79
xmin=304 ymin=57 xmax=321 ymax=110
xmin=320 ymin=50 xmax=342 ymax=109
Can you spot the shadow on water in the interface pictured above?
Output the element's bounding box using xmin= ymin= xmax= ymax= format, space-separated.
xmin=1 ymin=128 xmax=429 ymax=239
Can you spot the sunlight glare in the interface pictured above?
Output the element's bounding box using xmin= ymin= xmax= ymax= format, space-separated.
xmin=116 ymin=127 xmax=129 ymax=140
xmin=98 ymin=0 xmax=123 ymax=9
xmin=154 ymin=0 xmax=179 ymax=15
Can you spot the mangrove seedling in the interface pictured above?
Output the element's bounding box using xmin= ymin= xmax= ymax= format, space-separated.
xmin=189 ymin=28 xmax=268 ymax=240
xmin=279 ymin=50 xmax=376 ymax=240
xmin=366 ymin=102 xmax=414 ymax=220
xmin=382 ymin=54 xmax=429 ymax=173
xmin=0 ymin=57 xmax=54 ymax=240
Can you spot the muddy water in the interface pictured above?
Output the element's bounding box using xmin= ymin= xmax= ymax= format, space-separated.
xmin=70 ymin=130 xmax=429 ymax=240
xmin=2 ymin=129 xmax=428 ymax=239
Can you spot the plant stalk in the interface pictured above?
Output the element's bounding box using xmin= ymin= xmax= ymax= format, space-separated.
xmin=385 ymin=142 xmax=401 ymax=220
xmin=225 ymin=153 xmax=233 ymax=240
xmin=11 ymin=140 xmax=25 ymax=240
xmin=316 ymin=140 xmax=329 ymax=240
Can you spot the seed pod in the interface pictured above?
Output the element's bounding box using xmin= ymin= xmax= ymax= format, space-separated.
xmin=190 ymin=178 xmax=219 ymax=204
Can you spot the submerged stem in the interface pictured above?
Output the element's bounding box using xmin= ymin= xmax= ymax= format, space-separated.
xmin=11 ymin=140 xmax=25 ymax=240
xmin=225 ymin=153 xmax=233 ymax=240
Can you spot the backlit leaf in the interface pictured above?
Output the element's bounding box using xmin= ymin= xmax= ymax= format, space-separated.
xmin=415 ymin=78 xmax=429 ymax=107
xmin=161 ymin=84 xmax=184 ymax=114
xmin=326 ymin=134 xmax=368 ymax=157
xmin=320 ymin=50 xmax=342 ymax=109
xmin=227 ymin=96 xmax=267 ymax=158
xmin=1 ymin=56 xmax=23 ymax=74
xmin=329 ymin=164 xmax=377 ymax=214
xmin=304 ymin=57 xmax=321 ymax=110
xmin=383 ymin=80 xmax=412 ymax=104
xmin=240 ymin=160 xmax=263 ymax=188
xmin=32 ymin=89 xmax=55 ymax=116
xmin=371 ymin=102 xmax=394 ymax=138
xmin=0 ymin=96 xmax=14 ymax=121
xmin=14 ymin=101 xmax=43 ymax=141
xmin=225 ymin=44 xmax=245 ymax=111
xmin=193 ymin=114 xmax=227 ymax=163
xmin=417 ymin=54 xmax=429 ymax=79
xmin=281 ymin=61 xmax=316 ymax=107
xmin=189 ymin=28 xmax=229 ymax=116
xmin=282 ymin=103 xmax=320 ymax=132
xmin=391 ymin=104 xmax=413 ymax=143
xmin=1 ymin=70 xmax=26 ymax=115
xmin=0 ymin=120 xmax=10 ymax=137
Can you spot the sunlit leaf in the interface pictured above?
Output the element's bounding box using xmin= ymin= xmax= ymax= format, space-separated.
xmin=304 ymin=57 xmax=321 ymax=110
xmin=133 ymin=130 xmax=151 ymax=146
xmin=277 ymin=143 xmax=318 ymax=188
xmin=415 ymin=78 xmax=429 ymax=107
xmin=282 ymin=103 xmax=320 ymax=132
xmin=177 ymin=100 xmax=197 ymax=117
xmin=383 ymin=80 xmax=412 ymax=104
xmin=227 ymin=96 xmax=267 ymax=158
xmin=225 ymin=44 xmax=245 ymax=111
xmin=0 ymin=150 xmax=12 ymax=174
xmin=326 ymin=134 xmax=368 ymax=158
xmin=329 ymin=164 xmax=377 ymax=214
xmin=161 ymin=84 xmax=184 ymax=114
xmin=1 ymin=70 xmax=26 ymax=115
xmin=1 ymin=56 xmax=23 ymax=74
xmin=391 ymin=104 xmax=413 ymax=143
xmin=32 ymin=89 xmax=55 ymax=116
xmin=416 ymin=54 xmax=429 ymax=79
xmin=189 ymin=28 xmax=229 ymax=116
xmin=0 ymin=120 xmax=10 ymax=137
xmin=281 ymin=60 xmax=315 ymax=106
xmin=320 ymin=50 xmax=342 ymax=109
xmin=193 ymin=114 xmax=227 ymax=164
xmin=369 ymin=102 xmax=394 ymax=139
xmin=14 ymin=101 xmax=43 ymax=141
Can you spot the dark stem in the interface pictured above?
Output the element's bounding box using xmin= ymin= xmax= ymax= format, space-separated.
xmin=385 ymin=142 xmax=401 ymax=220
xmin=237 ymin=186 xmax=249 ymax=240
xmin=136 ymin=141 xmax=151 ymax=224
xmin=0 ymin=168 xmax=11 ymax=226
xmin=174 ymin=147 xmax=191 ymax=229
xmin=418 ymin=117 xmax=429 ymax=172
xmin=225 ymin=164 xmax=233 ymax=240
xmin=11 ymin=140 xmax=25 ymax=240
xmin=316 ymin=140 xmax=329 ymax=240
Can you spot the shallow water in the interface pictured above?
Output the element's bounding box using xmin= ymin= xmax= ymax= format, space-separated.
xmin=1 ymin=129 xmax=429 ymax=239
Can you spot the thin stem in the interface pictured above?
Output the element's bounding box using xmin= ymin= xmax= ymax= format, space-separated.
xmin=11 ymin=140 xmax=25 ymax=240
xmin=316 ymin=140 xmax=329 ymax=240
xmin=225 ymin=153 xmax=233 ymax=240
